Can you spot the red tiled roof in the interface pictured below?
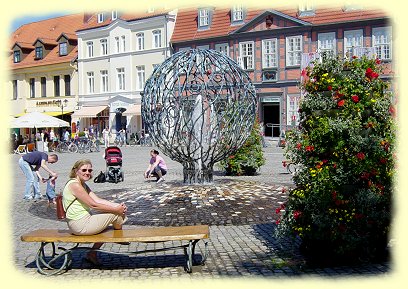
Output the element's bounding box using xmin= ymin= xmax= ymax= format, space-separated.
xmin=171 ymin=6 xmax=388 ymax=43
xmin=10 ymin=13 xmax=85 ymax=70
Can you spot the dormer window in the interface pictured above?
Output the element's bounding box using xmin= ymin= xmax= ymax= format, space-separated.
xmin=198 ymin=9 xmax=210 ymax=28
xmin=298 ymin=1 xmax=315 ymax=17
xmin=59 ymin=42 xmax=68 ymax=56
xmin=232 ymin=5 xmax=244 ymax=22
xmin=13 ymin=50 xmax=21 ymax=63
xmin=112 ymin=11 xmax=118 ymax=20
xmin=97 ymin=13 xmax=104 ymax=23
xmin=35 ymin=47 xmax=43 ymax=60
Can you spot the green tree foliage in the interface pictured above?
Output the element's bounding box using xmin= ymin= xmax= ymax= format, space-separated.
xmin=276 ymin=56 xmax=396 ymax=264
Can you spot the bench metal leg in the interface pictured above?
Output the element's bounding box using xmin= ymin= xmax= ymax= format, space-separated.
xmin=35 ymin=242 xmax=73 ymax=276
xmin=184 ymin=239 xmax=209 ymax=273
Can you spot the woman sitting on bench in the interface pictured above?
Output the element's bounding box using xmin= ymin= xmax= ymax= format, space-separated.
xmin=63 ymin=159 xmax=128 ymax=265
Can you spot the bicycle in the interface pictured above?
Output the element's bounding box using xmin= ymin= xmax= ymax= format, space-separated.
xmin=89 ymin=137 xmax=100 ymax=152
xmin=77 ymin=139 xmax=91 ymax=154
xmin=56 ymin=140 xmax=78 ymax=153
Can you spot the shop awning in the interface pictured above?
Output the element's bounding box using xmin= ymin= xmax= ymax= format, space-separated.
xmin=71 ymin=106 xmax=108 ymax=118
xmin=43 ymin=111 xmax=73 ymax=117
xmin=122 ymin=105 xmax=141 ymax=116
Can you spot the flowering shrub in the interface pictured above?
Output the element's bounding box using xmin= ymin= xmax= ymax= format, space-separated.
xmin=276 ymin=56 xmax=396 ymax=264
xmin=221 ymin=119 xmax=265 ymax=175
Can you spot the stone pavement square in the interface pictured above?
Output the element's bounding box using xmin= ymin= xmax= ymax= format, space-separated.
xmin=10 ymin=142 xmax=391 ymax=279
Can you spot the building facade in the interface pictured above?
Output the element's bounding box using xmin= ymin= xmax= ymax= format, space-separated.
xmin=170 ymin=5 xmax=393 ymax=137
xmin=9 ymin=14 xmax=86 ymax=138
xmin=74 ymin=10 xmax=177 ymax=138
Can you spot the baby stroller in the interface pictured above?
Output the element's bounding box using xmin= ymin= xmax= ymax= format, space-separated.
xmin=104 ymin=146 xmax=124 ymax=183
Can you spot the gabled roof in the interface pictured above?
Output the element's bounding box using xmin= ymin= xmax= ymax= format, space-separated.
xmin=56 ymin=33 xmax=78 ymax=42
xmin=231 ymin=10 xmax=312 ymax=34
xmin=10 ymin=13 xmax=85 ymax=70
xmin=171 ymin=5 xmax=388 ymax=44
xmin=32 ymin=38 xmax=58 ymax=47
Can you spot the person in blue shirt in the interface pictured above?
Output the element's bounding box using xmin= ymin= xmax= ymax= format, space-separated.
xmin=18 ymin=151 xmax=58 ymax=201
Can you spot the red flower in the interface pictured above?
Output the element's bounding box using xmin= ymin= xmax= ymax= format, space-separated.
xmin=282 ymin=161 xmax=287 ymax=167
xmin=379 ymin=158 xmax=387 ymax=164
xmin=333 ymin=163 xmax=337 ymax=169
xmin=351 ymin=95 xmax=359 ymax=103
xmin=293 ymin=211 xmax=302 ymax=220
xmin=229 ymin=155 xmax=235 ymax=159
xmin=296 ymin=143 xmax=302 ymax=149
xmin=375 ymin=58 xmax=381 ymax=64
xmin=360 ymin=172 xmax=370 ymax=180
xmin=352 ymin=55 xmax=358 ymax=59
xmin=275 ymin=219 xmax=280 ymax=225
xmin=275 ymin=208 xmax=281 ymax=214
xmin=301 ymin=68 xmax=308 ymax=78
xmin=337 ymin=99 xmax=345 ymax=107
xmin=331 ymin=191 xmax=337 ymax=200
xmin=389 ymin=105 xmax=396 ymax=117
xmin=328 ymin=85 xmax=332 ymax=91
xmin=356 ymin=152 xmax=365 ymax=160
xmin=206 ymin=69 xmax=212 ymax=75
xmin=305 ymin=145 xmax=315 ymax=152
xmin=365 ymin=67 xmax=379 ymax=80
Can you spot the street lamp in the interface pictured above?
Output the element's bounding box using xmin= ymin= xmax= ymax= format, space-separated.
xmin=59 ymin=99 xmax=68 ymax=120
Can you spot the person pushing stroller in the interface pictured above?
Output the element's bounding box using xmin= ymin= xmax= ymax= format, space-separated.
xmin=144 ymin=149 xmax=167 ymax=183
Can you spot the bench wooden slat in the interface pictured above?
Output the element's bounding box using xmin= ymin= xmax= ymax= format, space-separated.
xmin=21 ymin=225 xmax=209 ymax=244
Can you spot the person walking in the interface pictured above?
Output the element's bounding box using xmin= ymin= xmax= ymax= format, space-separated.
xmin=62 ymin=159 xmax=127 ymax=265
xmin=102 ymin=127 xmax=111 ymax=148
xmin=18 ymin=151 xmax=58 ymax=201
xmin=144 ymin=149 xmax=168 ymax=183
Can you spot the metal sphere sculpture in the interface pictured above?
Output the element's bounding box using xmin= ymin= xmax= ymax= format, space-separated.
xmin=142 ymin=49 xmax=257 ymax=183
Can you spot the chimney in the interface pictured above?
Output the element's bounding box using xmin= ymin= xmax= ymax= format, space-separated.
xmin=83 ymin=13 xmax=93 ymax=23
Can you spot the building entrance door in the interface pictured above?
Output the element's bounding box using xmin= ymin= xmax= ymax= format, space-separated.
xmin=263 ymin=104 xmax=280 ymax=137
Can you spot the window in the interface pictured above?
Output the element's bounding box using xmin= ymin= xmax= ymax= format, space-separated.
xmin=287 ymin=95 xmax=300 ymax=125
xmin=344 ymin=30 xmax=363 ymax=58
xmin=87 ymin=41 xmax=94 ymax=57
xmin=198 ymin=9 xmax=210 ymax=27
xmin=232 ymin=5 xmax=244 ymax=22
xmin=238 ymin=41 xmax=254 ymax=70
xmin=112 ymin=11 xmax=118 ymax=20
xmin=115 ymin=37 xmax=120 ymax=53
xmin=41 ymin=77 xmax=46 ymax=97
xmin=29 ymin=78 xmax=35 ymax=98
xmin=64 ymin=75 xmax=71 ymax=96
xmin=54 ymin=76 xmax=60 ymax=96
xmin=152 ymin=30 xmax=162 ymax=48
xmin=117 ymin=68 xmax=125 ymax=91
xmin=136 ymin=33 xmax=144 ymax=51
xmin=298 ymin=1 xmax=315 ymax=16
xmin=373 ymin=27 xmax=392 ymax=60
xmin=215 ymin=43 xmax=229 ymax=56
xmin=286 ymin=36 xmax=302 ymax=66
xmin=35 ymin=47 xmax=43 ymax=59
xmin=87 ymin=72 xmax=95 ymax=93
xmin=101 ymin=70 xmax=108 ymax=92
xmin=136 ymin=66 xmax=145 ymax=90
xmin=13 ymin=50 xmax=21 ymax=63
xmin=97 ymin=13 xmax=104 ymax=23
xmin=262 ymin=39 xmax=278 ymax=68
xmin=13 ymin=80 xmax=18 ymax=100
xmin=121 ymin=35 xmax=126 ymax=52
xmin=100 ymin=39 xmax=108 ymax=55
xmin=318 ymin=32 xmax=336 ymax=57
xmin=59 ymin=42 xmax=68 ymax=56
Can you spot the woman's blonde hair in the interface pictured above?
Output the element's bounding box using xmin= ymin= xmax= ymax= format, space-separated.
xmin=69 ymin=159 xmax=93 ymax=178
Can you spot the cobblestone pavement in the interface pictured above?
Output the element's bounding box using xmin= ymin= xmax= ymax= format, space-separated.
xmin=10 ymin=141 xmax=392 ymax=280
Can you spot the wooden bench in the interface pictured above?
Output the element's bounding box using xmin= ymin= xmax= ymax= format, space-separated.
xmin=21 ymin=225 xmax=209 ymax=275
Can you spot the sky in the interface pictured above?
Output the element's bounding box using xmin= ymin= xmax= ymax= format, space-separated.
xmin=10 ymin=12 xmax=68 ymax=33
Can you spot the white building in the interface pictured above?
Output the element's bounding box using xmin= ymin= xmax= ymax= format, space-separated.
xmin=73 ymin=10 xmax=177 ymax=139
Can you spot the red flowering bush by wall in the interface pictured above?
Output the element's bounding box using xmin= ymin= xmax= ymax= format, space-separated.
xmin=276 ymin=56 xmax=396 ymax=264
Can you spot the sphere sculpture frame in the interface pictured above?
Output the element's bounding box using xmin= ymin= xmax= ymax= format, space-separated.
xmin=142 ymin=49 xmax=257 ymax=183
